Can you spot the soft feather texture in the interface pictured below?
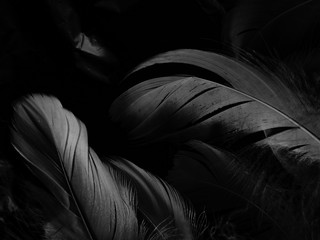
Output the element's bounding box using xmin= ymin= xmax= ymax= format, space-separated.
xmin=11 ymin=95 xmax=138 ymax=240
xmin=10 ymin=94 xmax=213 ymax=240
xmin=121 ymin=50 xmax=320 ymax=156
xmin=110 ymin=76 xmax=320 ymax=181
xmin=167 ymin=140 xmax=318 ymax=240
xmin=109 ymin=157 xmax=195 ymax=240
xmin=110 ymin=50 xmax=320 ymax=238
xmin=126 ymin=49 xmax=320 ymax=120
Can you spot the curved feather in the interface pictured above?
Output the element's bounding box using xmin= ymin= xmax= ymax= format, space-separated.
xmin=111 ymin=49 xmax=320 ymax=238
xmin=110 ymin=76 xmax=320 ymax=181
xmin=123 ymin=49 xmax=320 ymax=137
xmin=109 ymin=157 xmax=194 ymax=240
xmin=11 ymin=95 xmax=138 ymax=240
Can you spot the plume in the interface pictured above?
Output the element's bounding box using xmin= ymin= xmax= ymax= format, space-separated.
xmin=110 ymin=75 xmax=320 ymax=176
xmin=11 ymin=95 xmax=138 ymax=240
xmin=119 ymin=49 xmax=320 ymax=146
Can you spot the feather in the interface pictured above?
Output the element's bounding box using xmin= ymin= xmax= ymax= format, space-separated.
xmin=110 ymin=75 xmax=320 ymax=179
xmin=221 ymin=0 xmax=320 ymax=58
xmin=123 ymin=49 xmax=320 ymax=138
xmin=109 ymin=157 xmax=195 ymax=240
xmin=110 ymin=49 xmax=320 ymax=238
xmin=167 ymin=140 xmax=314 ymax=239
xmin=112 ymin=76 xmax=185 ymax=128
xmin=45 ymin=0 xmax=117 ymax=83
xmin=11 ymin=95 xmax=138 ymax=240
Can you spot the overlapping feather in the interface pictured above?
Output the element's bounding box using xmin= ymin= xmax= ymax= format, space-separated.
xmin=11 ymin=94 xmax=208 ymax=240
xmin=109 ymin=49 xmax=320 ymax=238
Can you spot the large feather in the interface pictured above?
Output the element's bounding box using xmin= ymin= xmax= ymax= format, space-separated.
xmin=109 ymin=157 xmax=195 ymax=240
xmin=110 ymin=75 xmax=320 ymax=180
xmin=11 ymin=95 xmax=138 ymax=240
xmin=123 ymin=49 xmax=320 ymax=138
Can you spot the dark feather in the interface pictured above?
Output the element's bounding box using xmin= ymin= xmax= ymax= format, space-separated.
xmin=110 ymin=75 xmax=320 ymax=180
xmin=45 ymin=0 xmax=118 ymax=83
xmin=110 ymin=50 xmax=320 ymax=238
xmin=167 ymin=140 xmax=319 ymax=239
xmin=124 ymin=49 xmax=320 ymax=139
xmin=222 ymin=0 xmax=320 ymax=58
